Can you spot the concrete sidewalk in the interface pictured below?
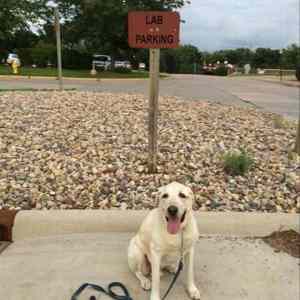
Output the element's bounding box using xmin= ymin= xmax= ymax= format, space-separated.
xmin=0 ymin=232 xmax=299 ymax=300
xmin=1 ymin=211 xmax=299 ymax=299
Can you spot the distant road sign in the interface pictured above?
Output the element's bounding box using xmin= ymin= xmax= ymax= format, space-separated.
xmin=128 ymin=11 xmax=180 ymax=49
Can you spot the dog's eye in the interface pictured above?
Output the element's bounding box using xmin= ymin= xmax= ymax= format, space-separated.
xmin=179 ymin=192 xmax=187 ymax=198
xmin=162 ymin=193 xmax=169 ymax=199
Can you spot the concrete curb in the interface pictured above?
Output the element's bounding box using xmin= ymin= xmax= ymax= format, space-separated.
xmin=12 ymin=210 xmax=300 ymax=241
xmin=258 ymin=79 xmax=300 ymax=88
xmin=229 ymin=75 xmax=299 ymax=87
xmin=0 ymin=75 xmax=149 ymax=81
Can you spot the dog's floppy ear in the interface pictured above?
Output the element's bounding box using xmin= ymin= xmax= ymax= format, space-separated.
xmin=186 ymin=185 xmax=195 ymax=206
xmin=156 ymin=186 xmax=165 ymax=207
xmin=154 ymin=191 xmax=160 ymax=207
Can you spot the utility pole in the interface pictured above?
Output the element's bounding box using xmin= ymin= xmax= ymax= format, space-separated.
xmin=54 ymin=7 xmax=63 ymax=91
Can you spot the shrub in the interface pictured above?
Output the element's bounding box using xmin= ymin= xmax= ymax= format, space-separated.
xmin=213 ymin=66 xmax=228 ymax=76
xmin=273 ymin=115 xmax=288 ymax=129
xmin=17 ymin=45 xmax=92 ymax=69
xmin=30 ymin=44 xmax=56 ymax=67
xmin=296 ymin=65 xmax=300 ymax=81
xmin=62 ymin=49 xmax=92 ymax=69
xmin=114 ymin=67 xmax=132 ymax=74
xmin=17 ymin=48 xmax=33 ymax=66
xmin=223 ymin=149 xmax=254 ymax=176
xmin=0 ymin=49 xmax=8 ymax=63
xmin=177 ymin=64 xmax=195 ymax=74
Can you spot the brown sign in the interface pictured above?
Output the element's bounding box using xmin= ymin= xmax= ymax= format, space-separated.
xmin=128 ymin=11 xmax=180 ymax=49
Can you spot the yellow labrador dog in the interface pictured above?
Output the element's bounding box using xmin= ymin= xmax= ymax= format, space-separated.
xmin=128 ymin=182 xmax=201 ymax=300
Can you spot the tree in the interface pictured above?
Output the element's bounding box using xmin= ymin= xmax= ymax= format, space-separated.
xmin=161 ymin=49 xmax=177 ymax=73
xmin=296 ymin=66 xmax=300 ymax=81
xmin=232 ymin=48 xmax=254 ymax=67
xmin=159 ymin=45 xmax=201 ymax=74
xmin=202 ymin=48 xmax=254 ymax=67
xmin=282 ymin=44 xmax=300 ymax=69
xmin=252 ymin=48 xmax=280 ymax=69
xmin=10 ymin=29 xmax=39 ymax=50
xmin=173 ymin=45 xmax=201 ymax=73
xmin=49 ymin=0 xmax=191 ymax=61
xmin=205 ymin=51 xmax=226 ymax=65
xmin=0 ymin=0 xmax=48 ymax=50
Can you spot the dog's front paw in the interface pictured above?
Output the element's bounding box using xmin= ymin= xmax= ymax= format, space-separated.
xmin=187 ymin=285 xmax=201 ymax=299
xmin=140 ymin=277 xmax=151 ymax=291
xmin=150 ymin=296 xmax=161 ymax=300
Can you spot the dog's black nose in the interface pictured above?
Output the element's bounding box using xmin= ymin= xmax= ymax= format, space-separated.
xmin=167 ymin=205 xmax=178 ymax=217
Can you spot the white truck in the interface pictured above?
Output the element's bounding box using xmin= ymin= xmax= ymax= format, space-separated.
xmin=92 ymin=55 xmax=111 ymax=71
xmin=6 ymin=53 xmax=21 ymax=66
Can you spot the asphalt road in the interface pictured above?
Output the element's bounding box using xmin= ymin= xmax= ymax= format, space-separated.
xmin=0 ymin=74 xmax=299 ymax=120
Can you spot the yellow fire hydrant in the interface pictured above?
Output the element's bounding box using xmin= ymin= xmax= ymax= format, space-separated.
xmin=12 ymin=60 xmax=19 ymax=74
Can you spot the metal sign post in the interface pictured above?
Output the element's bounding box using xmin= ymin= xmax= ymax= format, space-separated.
xmin=128 ymin=11 xmax=180 ymax=173
xmin=54 ymin=7 xmax=63 ymax=91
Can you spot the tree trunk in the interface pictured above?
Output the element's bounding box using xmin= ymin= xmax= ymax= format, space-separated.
xmin=111 ymin=55 xmax=115 ymax=71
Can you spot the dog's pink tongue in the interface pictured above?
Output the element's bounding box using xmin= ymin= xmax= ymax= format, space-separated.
xmin=167 ymin=218 xmax=181 ymax=235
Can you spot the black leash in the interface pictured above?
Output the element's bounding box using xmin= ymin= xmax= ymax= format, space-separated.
xmin=161 ymin=258 xmax=184 ymax=300
xmin=71 ymin=262 xmax=183 ymax=300
xmin=162 ymin=230 xmax=184 ymax=300
xmin=71 ymin=282 xmax=133 ymax=300
xmin=71 ymin=232 xmax=184 ymax=300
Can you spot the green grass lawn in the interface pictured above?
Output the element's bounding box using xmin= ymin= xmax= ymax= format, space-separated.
xmin=0 ymin=65 xmax=151 ymax=79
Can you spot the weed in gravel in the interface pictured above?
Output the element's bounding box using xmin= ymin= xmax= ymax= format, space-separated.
xmin=223 ymin=149 xmax=254 ymax=176
xmin=273 ymin=115 xmax=289 ymax=129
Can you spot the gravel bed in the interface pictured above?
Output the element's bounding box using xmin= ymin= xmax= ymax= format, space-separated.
xmin=0 ymin=91 xmax=299 ymax=212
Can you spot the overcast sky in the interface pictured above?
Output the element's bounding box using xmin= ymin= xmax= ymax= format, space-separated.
xmin=179 ymin=0 xmax=299 ymax=51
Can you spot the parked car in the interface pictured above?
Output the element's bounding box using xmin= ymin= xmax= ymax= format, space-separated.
xmin=6 ymin=53 xmax=21 ymax=66
xmin=124 ymin=61 xmax=132 ymax=69
xmin=92 ymin=55 xmax=111 ymax=71
xmin=115 ymin=60 xmax=132 ymax=69
xmin=139 ymin=63 xmax=146 ymax=70
xmin=115 ymin=61 xmax=126 ymax=68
